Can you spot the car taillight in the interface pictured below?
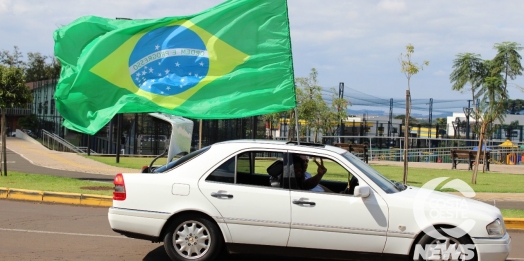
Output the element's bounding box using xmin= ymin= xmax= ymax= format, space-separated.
xmin=113 ymin=173 xmax=126 ymax=200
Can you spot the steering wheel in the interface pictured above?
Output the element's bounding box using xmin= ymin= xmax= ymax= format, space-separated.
xmin=343 ymin=175 xmax=359 ymax=195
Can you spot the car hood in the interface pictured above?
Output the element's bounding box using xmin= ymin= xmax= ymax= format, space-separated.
xmin=386 ymin=186 xmax=502 ymax=237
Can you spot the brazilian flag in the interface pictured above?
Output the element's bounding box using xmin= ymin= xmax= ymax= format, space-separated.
xmin=54 ymin=0 xmax=295 ymax=134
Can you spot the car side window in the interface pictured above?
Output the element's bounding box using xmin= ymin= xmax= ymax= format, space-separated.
xmin=236 ymin=151 xmax=284 ymax=188
xmin=206 ymin=150 xmax=285 ymax=188
xmin=237 ymin=153 xmax=251 ymax=174
xmin=290 ymin=153 xmax=358 ymax=194
xmin=205 ymin=157 xmax=235 ymax=183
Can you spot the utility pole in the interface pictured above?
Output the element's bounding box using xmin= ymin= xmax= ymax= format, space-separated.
xmin=463 ymin=100 xmax=472 ymax=146
xmin=428 ymin=98 xmax=433 ymax=139
xmin=116 ymin=114 xmax=122 ymax=163
xmin=403 ymin=90 xmax=410 ymax=185
xmin=338 ymin=82 xmax=345 ymax=143
xmin=388 ymin=98 xmax=393 ymax=137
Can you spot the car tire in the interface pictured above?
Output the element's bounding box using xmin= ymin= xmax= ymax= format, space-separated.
xmin=164 ymin=215 xmax=223 ymax=261
xmin=413 ymin=228 xmax=477 ymax=261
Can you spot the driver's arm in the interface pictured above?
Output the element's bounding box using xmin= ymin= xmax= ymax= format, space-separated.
xmin=303 ymin=158 xmax=327 ymax=189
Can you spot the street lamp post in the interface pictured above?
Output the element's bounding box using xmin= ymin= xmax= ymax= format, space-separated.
xmin=463 ymin=100 xmax=473 ymax=146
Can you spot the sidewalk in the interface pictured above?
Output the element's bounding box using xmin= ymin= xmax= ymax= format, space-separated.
xmin=2 ymin=137 xmax=137 ymax=176
xmin=371 ymin=160 xmax=524 ymax=175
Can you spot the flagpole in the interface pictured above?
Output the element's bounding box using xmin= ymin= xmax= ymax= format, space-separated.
xmin=294 ymin=107 xmax=300 ymax=145
xmin=198 ymin=120 xmax=202 ymax=149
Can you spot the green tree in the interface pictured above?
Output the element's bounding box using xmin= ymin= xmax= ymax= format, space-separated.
xmin=45 ymin=56 xmax=61 ymax=80
xmin=492 ymin=41 xmax=523 ymax=93
xmin=1 ymin=46 xmax=32 ymax=176
xmin=25 ymin=52 xmax=49 ymax=82
xmin=295 ymin=68 xmax=329 ymax=142
xmin=501 ymin=120 xmax=520 ymax=139
xmin=503 ymin=98 xmax=524 ymax=114
xmin=471 ymin=75 xmax=507 ymax=184
xmin=0 ymin=46 xmax=24 ymax=68
xmin=449 ymin=53 xmax=484 ymax=109
xmin=18 ymin=114 xmax=40 ymax=132
xmin=0 ymin=65 xmax=32 ymax=176
xmin=400 ymin=44 xmax=429 ymax=92
xmin=398 ymin=43 xmax=428 ymax=185
xmin=436 ymin=118 xmax=447 ymax=125
xmin=325 ymin=87 xmax=349 ymax=141
xmin=394 ymin=115 xmax=419 ymax=125
xmin=261 ymin=112 xmax=281 ymax=139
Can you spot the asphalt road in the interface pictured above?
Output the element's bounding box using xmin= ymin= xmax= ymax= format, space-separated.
xmin=0 ymin=200 xmax=522 ymax=261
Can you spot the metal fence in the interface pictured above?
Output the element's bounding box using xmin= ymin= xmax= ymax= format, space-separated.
xmin=322 ymin=135 xmax=524 ymax=165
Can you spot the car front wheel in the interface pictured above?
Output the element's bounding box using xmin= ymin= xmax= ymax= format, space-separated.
xmin=164 ymin=215 xmax=222 ymax=261
xmin=413 ymin=228 xmax=477 ymax=261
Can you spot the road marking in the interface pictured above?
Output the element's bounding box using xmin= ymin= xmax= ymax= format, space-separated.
xmin=0 ymin=227 xmax=127 ymax=239
xmin=6 ymin=161 xmax=15 ymax=163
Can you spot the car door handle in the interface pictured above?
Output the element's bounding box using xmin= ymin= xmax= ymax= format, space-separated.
xmin=211 ymin=191 xmax=233 ymax=199
xmin=292 ymin=199 xmax=316 ymax=206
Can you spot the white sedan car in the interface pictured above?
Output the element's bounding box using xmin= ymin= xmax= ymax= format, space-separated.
xmin=108 ymin=140 xmax=511 ymax=261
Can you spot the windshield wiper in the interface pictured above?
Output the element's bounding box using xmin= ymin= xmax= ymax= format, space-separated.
xmin=391 ymin=180 xmax=407 ymax=191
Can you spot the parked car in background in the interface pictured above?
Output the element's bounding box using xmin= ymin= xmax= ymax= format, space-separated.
xmin=22 ymin=129 xmax=37 ymax=138
xmin=108 ymin=140 xmax=510 ymax=261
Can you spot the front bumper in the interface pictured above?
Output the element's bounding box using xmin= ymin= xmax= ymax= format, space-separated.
xmin=471 ymin=232 xmax=511 ymax=261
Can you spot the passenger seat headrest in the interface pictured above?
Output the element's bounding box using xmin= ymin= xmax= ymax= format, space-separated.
xmin=267 ymin=160 xmax=283 ymax=178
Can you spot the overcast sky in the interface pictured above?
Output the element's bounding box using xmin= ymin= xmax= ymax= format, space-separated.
xmin=2 ymin=0 xmax=524 ymax=108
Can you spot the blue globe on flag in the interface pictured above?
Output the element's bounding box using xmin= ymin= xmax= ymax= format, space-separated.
xmin=128 ymin=25 xmax=210 ymax=96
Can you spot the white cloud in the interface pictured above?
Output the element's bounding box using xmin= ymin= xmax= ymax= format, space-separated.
xmin=377 ymin=0 xmax=407 ymax=12
xmin=0 ymin=0 xmax=11 ymax=14
xmin=433 ymin=70 xmax=447 ymax=76
xmin=1 ymin=0 xmax=524 ymax=104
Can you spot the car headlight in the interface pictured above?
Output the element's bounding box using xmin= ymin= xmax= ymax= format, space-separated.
xmin=486 ymin=219 xmax=505 ymax=236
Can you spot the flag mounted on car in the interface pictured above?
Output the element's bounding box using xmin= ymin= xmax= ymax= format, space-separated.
xmin=54 ymin=0 xmax=295 ymax=134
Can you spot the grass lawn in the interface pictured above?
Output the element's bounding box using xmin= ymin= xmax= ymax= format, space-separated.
xmin=370 ymin=165 xmax=524 ymax=193
xmin=301 ymin=161 xmax=524 ymax=193
xmin=0 ymin=172 xmax=113 ymax=196
xmin=500 ymin=209 xmax=524 ymax=218
xmin=84 ymin=155 xmax=164 ymax=169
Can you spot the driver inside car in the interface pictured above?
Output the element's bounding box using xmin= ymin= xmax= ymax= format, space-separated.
xmin=293 ymin=155 xmax=332 ymax=192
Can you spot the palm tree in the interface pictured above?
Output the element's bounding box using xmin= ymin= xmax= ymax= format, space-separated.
xmin=471 ymin=75 xmax=507 ymax=184
xmin=449 ymin=53 xmax=484 ymax=109
xmin=492 ymin=42 xmax=523 ymax=93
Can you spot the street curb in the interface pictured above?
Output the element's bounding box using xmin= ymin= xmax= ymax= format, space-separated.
xmin=505 ymin=218 xmax=524 ymax=230
xmin=0 ymin=187 xmax=112 ymax=207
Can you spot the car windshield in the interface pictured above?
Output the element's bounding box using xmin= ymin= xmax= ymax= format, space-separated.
xmin=341 ymin=151 xmax=400 ymax=194
xmin=160 ymin=146 xmax=210 ymax=173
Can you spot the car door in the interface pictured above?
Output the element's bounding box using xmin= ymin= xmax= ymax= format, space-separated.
xmin=287 ymin=152 xmax=389 ymax=254
xmin=198 ymin=149 xmax=291 ymax=246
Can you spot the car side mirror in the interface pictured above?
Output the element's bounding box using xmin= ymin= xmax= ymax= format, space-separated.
xmin=354 ymin=186 xmax=370 ymax=198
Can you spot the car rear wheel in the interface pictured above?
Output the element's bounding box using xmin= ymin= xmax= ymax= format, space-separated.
xmin=413 ymin=228 xmax=477 ymax=261
xmin=164 ymin=215 xmax=222 ymax=261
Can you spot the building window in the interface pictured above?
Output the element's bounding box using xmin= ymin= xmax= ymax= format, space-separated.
xmin=44 ymin=101 xmax=48 ymax=115
xmin=38 ymin=102 xmax=42 ymax=114
xmin=51 ymin=100 xmax=55 ymax=114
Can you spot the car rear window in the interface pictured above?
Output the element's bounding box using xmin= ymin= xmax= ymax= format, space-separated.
xmin=160 ymin=146 xmax=210 ymax=173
